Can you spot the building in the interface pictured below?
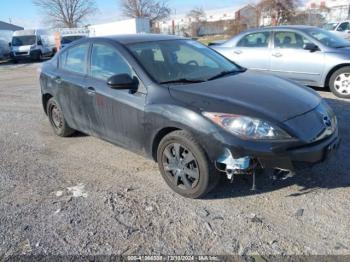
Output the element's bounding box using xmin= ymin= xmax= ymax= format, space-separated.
xmin=0 ymin=21 xmax=23 ymax=31
xmin=306 ymin=0 xmax=350 ymax=21
xmin=156 ymin=6 xmax=248 ymax=36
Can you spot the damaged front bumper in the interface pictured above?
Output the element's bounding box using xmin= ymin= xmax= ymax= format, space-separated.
xmin=214 ymin=130 xmax=340 ymax=176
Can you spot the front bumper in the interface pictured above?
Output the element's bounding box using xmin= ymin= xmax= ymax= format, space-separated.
xmin=257 ymin=132 xmax=340 ymax=170
xmin=204 ymin=129 xmax=340 ymax=172
xmin=11 ymin=50 xmax=40 ymax=60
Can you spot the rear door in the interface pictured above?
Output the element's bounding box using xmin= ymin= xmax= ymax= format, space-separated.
xmin=86 ymin=41 xmax=146 ymax=151
xmin=270 ymin=30 xmax=325 ymax=86
xmin=226 ymin=31 xmax=272 ymax=72
xmin=56 ymin=42 xmax=95 ymax=133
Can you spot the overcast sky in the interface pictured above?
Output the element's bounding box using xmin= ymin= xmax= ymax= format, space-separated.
xmin=0 ymin=0 xmax=255 ymax=29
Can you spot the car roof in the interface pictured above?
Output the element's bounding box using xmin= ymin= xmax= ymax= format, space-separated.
xmin=92 ymin=34 xmax=187 ymax=45
xmin=243 ymin=25 xmax=319 ymax=33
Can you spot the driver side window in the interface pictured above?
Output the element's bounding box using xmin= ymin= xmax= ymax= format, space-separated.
xmin=337 ymin=22 xmax=350 ymax=32
xmin=90 ymin=43 xmax=133 ymax=81
xmin=274 ymin=31 xmax=311 ymax=49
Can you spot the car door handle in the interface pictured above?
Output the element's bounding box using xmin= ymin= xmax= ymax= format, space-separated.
xmin=272 ymin=53 xmax=283 ymax=58
xmin=86 ymin=87 xmax=96 ymax=96
xmin=54 ymin=76 xmax=62 ymax=84
xmin=234 ymin=50 xmax=242 ymax=54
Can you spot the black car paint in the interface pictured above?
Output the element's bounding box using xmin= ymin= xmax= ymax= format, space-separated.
xmin=40 ymin=35 xmax=339 ymax=172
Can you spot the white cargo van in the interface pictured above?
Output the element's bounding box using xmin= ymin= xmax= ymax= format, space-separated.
xmin=10 ymin=29 xmax=56 ymax=62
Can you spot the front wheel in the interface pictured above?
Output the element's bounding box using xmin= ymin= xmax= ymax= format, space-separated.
xmin=47 ymin=98 xmax=75 ymax=137
xmin=157 ymin=130 xmax=219 ymax=198
xmin=329 ymin=67 xmax=350 ymax=99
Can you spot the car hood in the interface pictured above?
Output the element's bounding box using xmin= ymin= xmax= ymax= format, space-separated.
xmin=168 ymin=70 xmax=322 ymax=123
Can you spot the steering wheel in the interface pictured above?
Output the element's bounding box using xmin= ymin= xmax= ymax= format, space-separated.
xmin=186 ymin=60 xmax=199 ymax=66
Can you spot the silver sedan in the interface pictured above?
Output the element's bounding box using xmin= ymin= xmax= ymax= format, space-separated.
xmin=212 ymin=26 xmax=350 ymax=98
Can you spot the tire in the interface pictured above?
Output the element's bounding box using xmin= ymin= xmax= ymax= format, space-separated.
xmin=329 ymin=66 xmax=350 ymax=99
xmin=157 ymin=130 xmax=219 ymax=199
xmin=47 ymin=98 xmax=75 ymax=137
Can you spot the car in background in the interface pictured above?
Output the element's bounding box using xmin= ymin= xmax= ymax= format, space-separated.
xmin=212 ymin=26 xmax=350 ymax=99
xmin=10 ymin=29 xmax=56 ymax=62
xmin=60 ymin=34 xmax=87 ymax=49
xmin=39 ymin=35 xmax=339 ymax=198
xmin=322 ymin=21 xmax=350 ymax=40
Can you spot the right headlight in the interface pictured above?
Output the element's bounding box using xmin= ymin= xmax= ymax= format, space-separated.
xmin=202 ymin=112 xmax=292 ymax=140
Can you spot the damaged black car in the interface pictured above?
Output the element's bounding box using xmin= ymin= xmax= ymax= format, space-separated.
xmin=39 ymin=34 xmax=340 ymax=198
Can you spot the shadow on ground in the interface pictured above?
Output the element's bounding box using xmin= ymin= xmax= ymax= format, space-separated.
xmin=206 ymin=97 xmax=350 ymax=200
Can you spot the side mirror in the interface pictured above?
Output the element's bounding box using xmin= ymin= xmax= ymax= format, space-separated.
xmin=37 ymin=40 xmax=43 ymax=45
xmin=107 ymin=74 xmax=139 ymax=90
xmin=303 ymin=43 xmax=319 ymax=52
xmin=8 ymin=42 xmax=11 ymax=47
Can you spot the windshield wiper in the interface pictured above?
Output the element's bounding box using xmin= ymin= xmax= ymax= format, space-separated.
xmin=207 ymin=69 xmax=243 ymax=81
xmin=160 ymin=78 xmax=205 ymax=85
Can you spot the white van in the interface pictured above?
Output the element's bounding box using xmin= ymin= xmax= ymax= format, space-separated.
xmin=10 ymin=29 xmax=56 ymax=62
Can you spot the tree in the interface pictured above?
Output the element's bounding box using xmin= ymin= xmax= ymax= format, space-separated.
xmin=121 ymin=0 xmax=170 ymax=24
xmin=186 ymin=7 xmax=206 ymax=37
xmin=256 ymin=0 xmax=300 ymax=26
xmin=187 ymin=7 xmax=206 ymax=22
xmin=33 ymin=0 xmax=98 ymax=28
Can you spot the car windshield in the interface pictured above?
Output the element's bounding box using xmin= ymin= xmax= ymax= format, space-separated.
xmin=61 ymin=35 xmax=85 ymax=44
xmin=12 ymin=36 xmax=36 ymax=46
xmin=127 ymin=39 xmax=241 ymax=84
xmin=322 ymin=23 xmax=338 ymax=31
xmin=305 ymin=28 xmax=350 ymax=48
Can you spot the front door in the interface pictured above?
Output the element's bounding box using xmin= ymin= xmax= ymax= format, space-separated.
xmin=270 ymin=31 xmax=325 ymax=86
xmin=230 ymin=31 xmax=272 ymax=72
xmin=87 ymin=42 xmax=146 ymax=151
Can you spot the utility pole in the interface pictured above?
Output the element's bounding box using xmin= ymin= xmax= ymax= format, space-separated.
xmin=8 ymin=18 xmax=12 ymax=24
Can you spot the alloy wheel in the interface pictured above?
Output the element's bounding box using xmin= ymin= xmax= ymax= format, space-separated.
xmin=334 ymin=73 xmax=350 ymax=95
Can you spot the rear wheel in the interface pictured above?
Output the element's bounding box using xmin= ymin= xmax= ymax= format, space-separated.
xmin=47 ymin=98 xmax=75 ymax=137
xmin=329 ymin=66 xmax=350 ymax=99
xmin=157 ymin=130 xmax=219 ymax=198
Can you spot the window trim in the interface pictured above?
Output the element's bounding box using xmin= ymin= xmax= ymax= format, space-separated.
xmin=59 ymin=42 xmax=91 ymax=76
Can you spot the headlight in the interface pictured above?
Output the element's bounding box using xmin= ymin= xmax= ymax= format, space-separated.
xmin=203 ymin=112 xmax=291 ymax=140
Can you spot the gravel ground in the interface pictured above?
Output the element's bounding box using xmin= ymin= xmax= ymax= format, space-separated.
xmin=0 ymin=62 xmax=350 ymax=257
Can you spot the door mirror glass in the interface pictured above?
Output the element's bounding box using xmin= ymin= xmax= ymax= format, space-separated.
xmin=303 ymin=43 xmax=319 ymax=52
xmin=107 ymin=74 xmax=139 ymax=90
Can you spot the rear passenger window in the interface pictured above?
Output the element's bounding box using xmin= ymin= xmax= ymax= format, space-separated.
xmin=237 ymin=32 xmax=270 ymax=48
xmin=61 ymin=43 xmax=89 ymax=74
xmin=90 ymin=43 xmax=132 ymax=81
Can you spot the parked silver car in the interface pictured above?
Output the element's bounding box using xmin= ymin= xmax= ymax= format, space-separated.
xmin=212 ymin=26 xmax=350 ymax=98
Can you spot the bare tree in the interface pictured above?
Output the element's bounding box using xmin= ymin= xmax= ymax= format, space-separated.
xmin=256 ymin=0 xmax=300 ymax=26
xmin=187 ymin=7 xmax=206 ymax=22
xmin=186 ymin=7 xmax=206 ymax=37
xmin=121 ymin=0 xmax=170 ymax=23
xmin=33 ymin=0 xmax=98 ymax=28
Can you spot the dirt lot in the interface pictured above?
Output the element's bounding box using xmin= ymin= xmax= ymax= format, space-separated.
xmin=0 ymin=62 xmax=350 ymax=257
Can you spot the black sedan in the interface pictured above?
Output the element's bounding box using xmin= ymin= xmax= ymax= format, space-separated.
xmin=39 ymin=34 xmax=339 ymax=198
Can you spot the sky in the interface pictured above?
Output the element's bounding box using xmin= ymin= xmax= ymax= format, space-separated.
xmin=0 ymin=0 xmax=251 ymax=29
